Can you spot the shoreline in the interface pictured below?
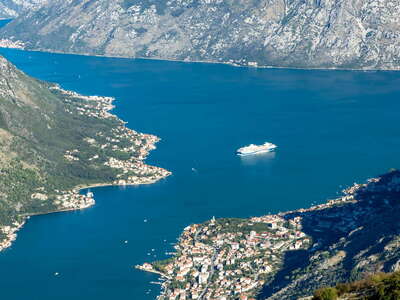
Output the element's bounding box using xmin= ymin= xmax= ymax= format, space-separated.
xmin=0 ymin=80 xmax=171 ymax=253
xmin=137 ymin=172 xmax=399 ymax=299
xmin=0 ymin=168 xmax=171 ymax=252
xmin=0 ymin=46 xmax=399 ymax=73
xmin=26 ymin=175 xmax=170 ymax=217
xmin=73 ymin=175 xmax=168 ymax=191
xmin=136 ymin=264 xmax=172 ymax=280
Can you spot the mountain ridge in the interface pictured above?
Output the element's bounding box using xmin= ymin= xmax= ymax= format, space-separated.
xmin=1 ymin=0 xmax=400 ymax=70
xmin=0 ymin=0 xmax=47 ymax=19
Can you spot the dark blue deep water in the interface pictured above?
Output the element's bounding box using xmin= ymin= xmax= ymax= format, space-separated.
xmin=0 ymin=48 xmax=399 ymax=299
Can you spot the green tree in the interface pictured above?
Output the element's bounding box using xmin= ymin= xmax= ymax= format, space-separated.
xmin=313 ymin=287 xmax=338 ymax=300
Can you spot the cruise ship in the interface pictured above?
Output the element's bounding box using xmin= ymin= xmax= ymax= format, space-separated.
xmin=236 ymin=142 xmax=277 ymax=156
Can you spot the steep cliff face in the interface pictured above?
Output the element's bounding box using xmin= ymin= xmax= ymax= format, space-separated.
xmin=1 ymin=0 xmax=400 ymax=69
xmin=0 ymin=0 xmax=47 ymax=19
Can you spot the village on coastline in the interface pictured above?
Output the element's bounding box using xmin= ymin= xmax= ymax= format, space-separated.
xmin=0 ymin=85 xmax=171 ymax=252
xmin=0 ymin=39 xmax=24 ymax=49
xmin=56 ymin=86 xmax=171 ymax=186
xmin=137 ymin=171 xmax=400 ymax=300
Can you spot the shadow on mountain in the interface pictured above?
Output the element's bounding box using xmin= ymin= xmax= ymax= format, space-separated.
xmin=257 ymin=249 xmax=310 ymax=298
xmin=258 ymin=170 xmax=400 ymax=299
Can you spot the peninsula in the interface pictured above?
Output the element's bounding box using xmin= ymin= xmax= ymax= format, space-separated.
xmin=0 ymin=55 xmax=170 ymax=251
xmin=138 ymin=170 xmax=400 ymax=299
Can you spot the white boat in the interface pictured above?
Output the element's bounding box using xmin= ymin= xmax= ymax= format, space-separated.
xmin=237 ymin=142 xmax=277 ymax=156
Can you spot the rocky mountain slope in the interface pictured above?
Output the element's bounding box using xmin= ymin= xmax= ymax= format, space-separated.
xmin=311 ymin=271 xmax=400 ymax=299
xmin=0 ymin=55 xmax=170 ymax=251
xmin=138 ymin=170 xmax=400 ymax=299
xmin=264 ymin=171 xmax=400 ymax=299
xmin=1 ymin=0 xmax=400 ymax=69
xmin=0 ymin=0 xmax=47 ymax=19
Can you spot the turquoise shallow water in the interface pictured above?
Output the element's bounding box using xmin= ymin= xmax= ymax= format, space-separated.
xmin=0 ymin=48 xmax=400 ymax=299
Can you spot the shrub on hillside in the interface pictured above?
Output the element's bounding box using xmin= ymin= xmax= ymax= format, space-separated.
xmin=312 ymin=272 xmax=400 ymax=300
xmin=312 ymin=287 xmax=338 ymax=300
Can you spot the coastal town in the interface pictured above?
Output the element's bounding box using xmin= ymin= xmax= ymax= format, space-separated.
xmin=0 ymin=85 xmax=171 ymax=253
xmin=55 ymin=85 xmax=171 ymax=186
xmin=0 ymin=220 xmax=25 ymax=251
xmin=138 ymin=170 xmax=400 ymax=299
xmin=0 ymin=190 xmax=95 ymax=252
xmin=1 ymin=2 xmax=400 ymax=298
xmin=0 ymin=38 xmax=25 ymax=49
xmin=53 ymin=190 xmax=95 ymax=211
xmin=138 ymin=214 xmax=310 ymax=300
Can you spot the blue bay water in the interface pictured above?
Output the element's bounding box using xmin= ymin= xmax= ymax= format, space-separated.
xmin=0 ymin=19 xmax=12 ymax=27
xmin=0 ymin=48 xmax=400 ymax=299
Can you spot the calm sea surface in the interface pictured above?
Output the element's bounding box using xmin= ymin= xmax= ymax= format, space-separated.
xmin=0 ymin=48 xmax=399 ymax=299
xmin=0 ymin=19 xmax=12 ymax=27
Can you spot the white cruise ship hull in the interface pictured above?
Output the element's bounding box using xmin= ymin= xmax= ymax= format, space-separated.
xmin=237 ymin=149 xmax=274 ymax=156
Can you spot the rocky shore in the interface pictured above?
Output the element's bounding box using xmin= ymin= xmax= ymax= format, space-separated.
xmin=0 ymin=84 xmax=171 ymax=253
xmin=138 ymin=170 xmax=400 ymax=299
xmin=0 ymin=220 xmax=25 ymax=251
